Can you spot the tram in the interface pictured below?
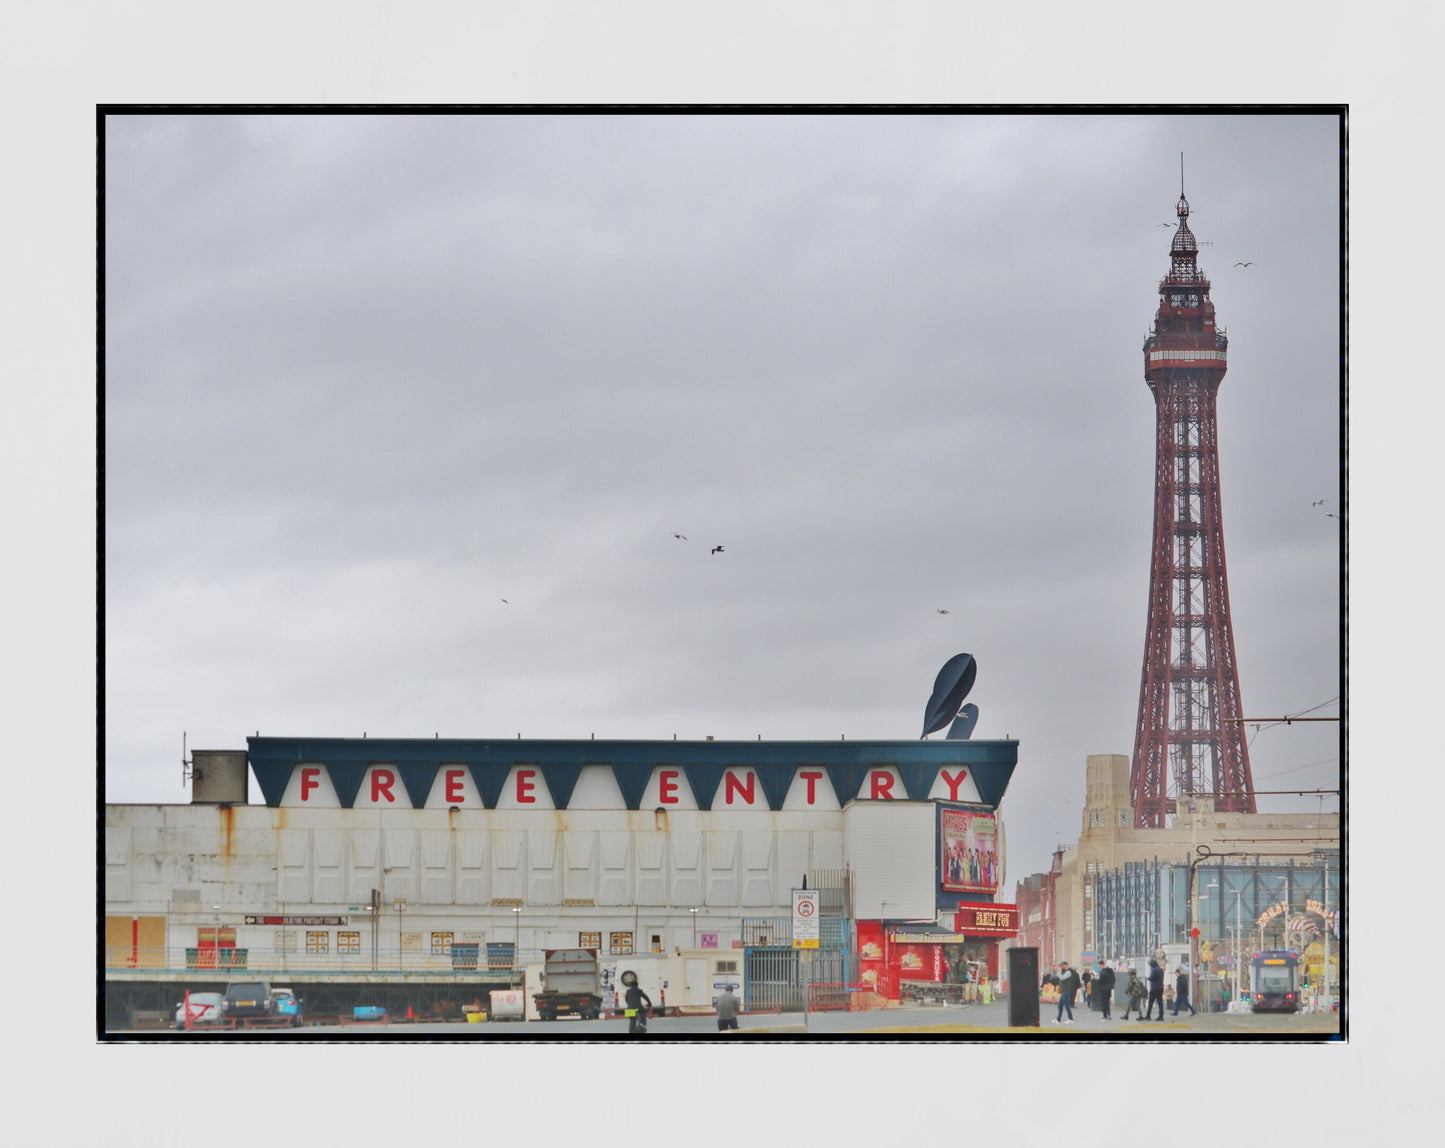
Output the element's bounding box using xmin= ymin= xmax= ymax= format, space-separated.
xmin=1248 ymin=950 xmax=1301 ymax=1012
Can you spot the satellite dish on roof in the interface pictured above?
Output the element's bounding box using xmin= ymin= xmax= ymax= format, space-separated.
xmin=946 ymin=703 xmax=979 ymax=741
xmin=922 ymin=653 xmax=977 ymax=738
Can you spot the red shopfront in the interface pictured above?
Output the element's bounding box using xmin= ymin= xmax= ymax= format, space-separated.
xmin=855 ymin=903 xmax=1020 ymax=1001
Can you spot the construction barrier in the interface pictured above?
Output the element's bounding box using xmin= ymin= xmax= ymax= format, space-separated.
xmin=807 ymin=983 xmax=878 ymax=1012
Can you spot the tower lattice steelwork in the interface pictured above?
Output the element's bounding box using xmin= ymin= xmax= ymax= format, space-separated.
xmin=1130 ymin=182 xmax=1256 ymax=828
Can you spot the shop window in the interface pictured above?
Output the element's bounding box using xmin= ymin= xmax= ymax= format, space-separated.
xmin=579 ymin=931 xmax=601 ymax=949
xmin=306 ymin=931 xmax=329 ymax=954
xmin=650 ymin=933 xmax=663 ymax=954
xmin=431 ymin=931 xmax=454 ymax=956
xmin=337 ymin=931 xmax=361 ymax=954
xmin=610 ymin=931 xmax=633 ymax=956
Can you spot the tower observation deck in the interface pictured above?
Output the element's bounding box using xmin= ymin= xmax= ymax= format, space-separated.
xmin=1130 ymin=184 xmax=1256 ymax=828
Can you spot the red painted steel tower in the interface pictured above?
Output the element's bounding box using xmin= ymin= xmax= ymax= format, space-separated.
xmin=1130 ymin=181 xmax=1256 ymax=828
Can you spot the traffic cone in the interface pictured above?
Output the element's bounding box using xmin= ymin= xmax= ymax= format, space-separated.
xmin=406 ymin=1004 xmax=414 ymax=1020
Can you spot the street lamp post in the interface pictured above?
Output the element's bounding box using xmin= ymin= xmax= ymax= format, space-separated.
xmin=1232 ymin=888 xmax=1242 ymax=1008
xmin=689 ymin=907 xmax=698 ymax=949
xmin=1202 ymin=879 xmax=1213 ymax=1006
xmin=395 ymin=900 xmax=406 ymax=970
xmin=512 ymin=906 xmax=522 ymax=979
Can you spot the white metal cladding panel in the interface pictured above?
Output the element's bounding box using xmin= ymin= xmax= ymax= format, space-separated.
xmin=564 ymin=830 xmax=598 ymax=903
xmin=527 ymin=830 xmax=559 ymax=904
xmin=843 ymin=803 xmax=935 ymax=919
xmin=776 ymin=830 xmax=810 ymax=907
xmin=455 ymin=829 xmax=490 ymax=905
xmin=350 ymin=828 xmax=381 ymax=901
xmin=493 ymin=831 xmax=525 ymax=902
xmin=812 ymin=829 xmax=844 ymax=871
xmin=279 ymin=829 xmax=311 ymax=902
xmin=598 ymin=830 xmax=632 ymax=905
xmin=707 ymin=830 xmax=738 ymax=907
xmin=383 ymin=830 xmax=417 ymax=901
xmin=672 ymin=830 xmax=703 ymax=906
xmin=741 ymin=830 xmax=773 ymax=907
xmin=105 ymin=825 xmax=131 ymax=866
xmin=313 ymin=829 xmax=346 ymax=903
xmin=419 ymin=830 xmax=452 ymax=904
xmin=635 ymin=832 xmax=666 ymax=906
xmin=105 ymin=826 xmax=132 ymax=901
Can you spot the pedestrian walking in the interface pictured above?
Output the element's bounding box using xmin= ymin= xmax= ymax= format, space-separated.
xmin=715 ymin=985 xmax=740 ymax=1032
xmin=1055 ymin=961 xmax=1081 ymax=1024
xmin=1081 ymin=967 xmax=1095 ymax=1011
xmin=1122 ymin=969 xmax=1146 ymax=1019
xmin=1096 ymin=960 xmax=1115 ymax=1021
xmin=1171 ymin=967 xmax=1196 ymax=1016
xmin=1145 ymin=958 xmax=1166 ymax=1020
xmin=621 ymin=971 xmax=652 ymax=1035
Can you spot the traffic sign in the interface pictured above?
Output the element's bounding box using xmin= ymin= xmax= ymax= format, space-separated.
xmin=792 ymin=889 xmax=820 ymax=949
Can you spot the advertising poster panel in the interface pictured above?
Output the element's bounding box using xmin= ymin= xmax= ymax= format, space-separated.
xmin=940 ymin=807 xmax=999 ymax=893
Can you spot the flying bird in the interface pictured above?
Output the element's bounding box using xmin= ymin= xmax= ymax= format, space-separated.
xmin=1325 ymin=512 xmax=1339 ymax=520
xmin=1157 ymin=223 xmax=1175 ymax=228
xmin=711 ymin=546 xmax=725 ymax=555
xmin=1312 ymin=499 xmax=1329 ymax=507
xmin=936 ymin=609 xmax=951 ymax=615
xmin=500 ymin=599 xmax=509 ymax=604
xmin=1233 ymin=261 xmax=1254 ymax=267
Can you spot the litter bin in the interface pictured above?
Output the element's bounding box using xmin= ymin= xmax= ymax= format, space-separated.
xmin=1008 ymin=947 xmax=1040 ymax=1027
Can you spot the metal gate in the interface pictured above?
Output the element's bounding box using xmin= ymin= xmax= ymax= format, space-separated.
xmin=743 ymin=946 xmax=853 ymax=1011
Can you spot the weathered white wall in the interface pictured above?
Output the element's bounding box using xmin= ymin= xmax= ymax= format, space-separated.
xmin=105 ymin=803 xmax=855 ymax=956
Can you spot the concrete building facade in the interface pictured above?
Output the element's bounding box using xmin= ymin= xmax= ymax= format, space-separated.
xmin=103 ymin=735 xmax=1019 ymax=1027
xmin=1018 ymin=754 xmax=1340 ymax=970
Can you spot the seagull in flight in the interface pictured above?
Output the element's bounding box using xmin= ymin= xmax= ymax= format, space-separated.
xmin=1312 ymin=499 xmax=1329 ymax=507
xmin=670 ymin=533 xmax=688 ymax=540
xmin=936 ymin=609 xmax=951 ymax=615
xmin=1234 ymin=261 xmax=1255 ymax=267
xmin=500 ymin=599 xmax=509 ymax=604
xmin=1157 ymin=223 xmax=1175 ymax=228
xmin=711 ymin=545 xmax=725 ymax=555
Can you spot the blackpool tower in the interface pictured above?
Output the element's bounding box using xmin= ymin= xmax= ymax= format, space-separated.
xmin=1129 ymin=178 xmax=1256 ymax=828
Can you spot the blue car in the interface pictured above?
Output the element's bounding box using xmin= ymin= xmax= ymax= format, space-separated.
xmin=272 ymin=987 xmax=302 ymax=1026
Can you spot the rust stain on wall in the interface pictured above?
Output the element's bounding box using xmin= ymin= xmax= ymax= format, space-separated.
xmin=220 ymin=804 xmax=235 ymax=862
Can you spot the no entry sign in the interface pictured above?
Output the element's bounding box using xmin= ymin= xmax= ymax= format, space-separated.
xmin=793 ymin=889 xmax=820 ymax=949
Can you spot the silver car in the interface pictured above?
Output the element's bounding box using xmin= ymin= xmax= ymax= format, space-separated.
xmin=174 ymin=992 xmax=225 ymax=1028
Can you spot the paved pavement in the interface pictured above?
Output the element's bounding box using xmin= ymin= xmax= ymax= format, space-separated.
xmin=144 ymin=996 xmax=1341 ymax=1038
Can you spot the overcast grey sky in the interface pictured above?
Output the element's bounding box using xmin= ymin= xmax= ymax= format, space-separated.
xmin=103 ymin=112 xmax=1340 ymax=879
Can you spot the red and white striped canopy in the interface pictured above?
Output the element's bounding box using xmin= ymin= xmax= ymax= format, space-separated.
xmin=1286 ymin=918 xmax=1318 ymax=933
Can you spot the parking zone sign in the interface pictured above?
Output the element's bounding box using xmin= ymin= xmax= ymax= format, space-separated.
xmin=792 ymin=889 xmax=820 ymax=949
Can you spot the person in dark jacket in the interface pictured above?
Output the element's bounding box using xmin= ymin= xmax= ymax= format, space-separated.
xmin=622 ymin=971 xmax=652 ymax=1035
xmin=1172 ymin=967 xmax=1196 ymax=1016
xmin=1081 ymin=967 xmax=1095 ymax=1011
xmin=1096 ymin=960 xmax=1116 ymax=1021
xmin=1145 ymin=958 xmax=1166 ymax=1020
xmin=1055 ymin=961 xmax=1081 ymax=1024
xmin=1122 ymin=969 xmax=1146 ymax=1019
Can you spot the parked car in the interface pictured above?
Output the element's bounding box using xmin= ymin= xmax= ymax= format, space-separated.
xmin=221 ymin=980 xmax=276 ymax=1020
xmin=174 ymin=991 xmax=225 ymax=1028
xmin=272 ymin=987 xmax=303 ymax=1026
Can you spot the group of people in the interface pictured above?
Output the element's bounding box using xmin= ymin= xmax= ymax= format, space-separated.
xmin=621 ymin=975 xmax=742 ymax=1035
xmin=1044 ymin=957 xmax=1195 ymax=1024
